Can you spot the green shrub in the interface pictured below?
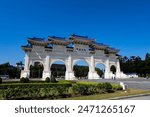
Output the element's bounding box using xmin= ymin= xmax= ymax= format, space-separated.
xmin=141 ymin=74 xmax=145 ymax=77
xmin=146 ymin=74 xmax=150 ymax=78
xmin=72 ymin=84 xmax=88 ymax=95
xmin=20 ymin=77 xmax=29 ymax=83
xmin=0 ymin=81 xmax=120 ymax=100
xmin=101 ymin=82 xmax=113 ymax=92
xmin=50 ymin=76 xmax=57 ymax=83
xmin=45 ymin=77 xmax=50 ymax=83
xmin=0 ymin=83 xmax=72 ymax=99
xmin=58 ymin=80 xmax=77 ymax=84
xmin=71 ymin=82 xmax=113 ymax=96
xmin=112 ymin=84 xmax=122 ymax=90
xmin=0 ymin=77 xmax=2 ymax=84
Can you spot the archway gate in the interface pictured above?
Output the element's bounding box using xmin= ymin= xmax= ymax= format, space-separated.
xmin=21 ymin=35 xmax=126 ymax=80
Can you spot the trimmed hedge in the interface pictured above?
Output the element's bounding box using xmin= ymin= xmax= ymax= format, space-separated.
xmin=45 ymin=77 xmax=50 ymax=83
xmin=20 ymin=77 xmax=29 ymax=83
xmin=71 ymin=82 xmax=113 ymax=96
xmin=45 ymin=77 xmax=57 ymax=83
xmin=0 ymin=83 xmax=72 ymax=99
xmin=0 ymin=82 xmax=122 ymax=100
xmin=112 ymin=84 xmax=123 ymax=90
xmin=50 ymin=76 xmax=57 ymax=83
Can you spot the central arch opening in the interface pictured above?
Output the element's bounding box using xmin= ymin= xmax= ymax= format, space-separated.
xmin=30 ymin=62 xmax=44 ymax=78
xmin=73 ymin=60 xmax=89 ymax=79
xmin=95 ymin=63 xmax=105 ymax=78
xmin=50 ymin=61 xmax=66 ymax=79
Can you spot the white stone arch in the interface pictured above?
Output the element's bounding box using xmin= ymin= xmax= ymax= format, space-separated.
xmin=109 ymin=63 xmax=117 ymax=79
xmin=50 ymin=59 xmax=66 ymax=68
xmin=109 ymin=63 xmax=117 ymax=69
xmin=110 ymin=63 xmax=117 ymax=73
xmin=72 ymin=58 xmax=90 ymax=79
xmin=21 ymin=35 xmax=125 ymax=80
xmin=95 ymin=62 xmax=106 ymax=70
xmin=49 ymin=59 xmax=67 ymax=78
xmin=95 ymin=62 xmax=106 ymax=78
xmin=72 ymin=58 xmax=91 ymax=71
xmin=29 ymin=60 xmax=44 ymax=67
xmin=95 ymin=61 xmax=106 ymax=67
xmin=29 ymin=60 xmax=44 ymax=78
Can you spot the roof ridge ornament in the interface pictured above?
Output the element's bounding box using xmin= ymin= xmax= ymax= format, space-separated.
xmin=71 ymin=34 xmax=88 ymax=38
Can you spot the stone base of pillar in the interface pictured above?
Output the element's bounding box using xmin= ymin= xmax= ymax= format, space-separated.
xmin=116 ymin=72 xmax=121 ymax=78
xmin=88 ymin=71 xmax=100 ymax=79
xmin=104 ymin=72 xmax=111 ymax=79
xmin=117 ymin=72 xmax=128 ymax=78
xmin=65 ymin=71 xmax=76 ymax=80
xmin=20 ymin=70 xmax=30 ymax=78
xmin=42 ymin=71 xmax=51 ymax=80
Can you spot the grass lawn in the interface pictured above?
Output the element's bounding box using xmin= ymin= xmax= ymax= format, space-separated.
xmin=59 ymin=89 xmax=150 ymax=100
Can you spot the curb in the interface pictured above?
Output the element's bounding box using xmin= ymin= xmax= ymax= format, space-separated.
xmin=107 ymin=93 xmax=150 ymax=100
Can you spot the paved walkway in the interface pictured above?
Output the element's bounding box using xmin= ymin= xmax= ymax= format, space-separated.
xmin=121 ymin=95 xmax=150 ymax=100
xmin=82 ymin=78 xmax=150 ymax=90
xmin=82 ymin=78 xmax=150 ymax=100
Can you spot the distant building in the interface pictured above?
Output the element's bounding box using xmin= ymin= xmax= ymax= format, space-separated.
xmin=126 ymin=73 xmax=138 ymax=78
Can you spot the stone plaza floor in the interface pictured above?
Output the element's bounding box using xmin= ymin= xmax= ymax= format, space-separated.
xmin=82 ymin=78 xmax=150 ymax=90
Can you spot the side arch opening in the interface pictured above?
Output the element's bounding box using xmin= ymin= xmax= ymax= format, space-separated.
xmin=95 ymin=63 xmax=105 ymax=78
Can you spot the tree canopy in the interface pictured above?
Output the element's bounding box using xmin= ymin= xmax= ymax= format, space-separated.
xmin=119 ymin=53 xmax=150 ymax=77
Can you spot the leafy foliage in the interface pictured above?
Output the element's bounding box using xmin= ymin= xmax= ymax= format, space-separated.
xmin=0 ymin=82 xmax=122 ymax=99
xmin=73 ymin=65 xmax=89 ymax=78
xmin=0 ymin=62 xmax=20 ymax=78
xmin=119 ymin=53 xmax=150 ymax=77
xmin=30 ymin=62 xmax=44 ymax=78
xmin=112 ymin=84 xmax=123 ymax=90
xmin=50 ymin=76 xmax=57 ymax=83
xmin=95 ymin=68 xmax=104 ymax=78
xmin=20 ymin=77 xmax=29 ymax=83
xmin=45 ymin=77 xmax=50 ymax=83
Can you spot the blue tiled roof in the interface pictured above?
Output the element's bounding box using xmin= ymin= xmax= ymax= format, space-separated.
xmin=107 ymin=47 xmax=119 ymax=52
xmin=71 ymin=34 xmax=88 ymax=38
xmin=48 ymin=36 xmax=67 ymax=41
xmin=92 ymin=42 xmax=108 ymax=47
xmin=28 ymin=37 xmax=45 ymax=41
xmin=70 ymin=34 xmax=95 ymax=42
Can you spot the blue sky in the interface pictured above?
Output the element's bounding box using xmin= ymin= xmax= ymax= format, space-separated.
xmin=0 ymin=0 xmax=150 ymax=65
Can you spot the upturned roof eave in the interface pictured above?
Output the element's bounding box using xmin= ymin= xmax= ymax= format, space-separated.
xmin=27 ymin=39 xmax=48 ymax=46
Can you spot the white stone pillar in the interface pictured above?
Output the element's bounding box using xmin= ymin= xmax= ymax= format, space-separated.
xmin=20 ymin=53 xmax=30 ymax=78
xmin=88 ymin=56 xmax=100 ymax=79
xmin=65 ymin=55 xmax=76 ymax=80
xmin=104 ymin=58 xmax=111 ymax=79
xmin=42 ymin=55 xmax=51 ymax=80
xmin=116 ymin=60 xmax=121 ymax=78
xmin=24 ymin=53 xmax=29 ymax=71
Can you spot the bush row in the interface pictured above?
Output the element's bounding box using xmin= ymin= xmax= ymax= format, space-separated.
xmin=0 ymin=83 xmax=72 ymax=99
xmin=0 ymin=82 xmax=122 ymax=100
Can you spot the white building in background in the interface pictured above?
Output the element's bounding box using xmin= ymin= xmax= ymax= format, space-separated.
xmin=21 ymin=34 xmax=127 ymax=80
xmin=125 ymin=73 xmax=138 ymax=78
